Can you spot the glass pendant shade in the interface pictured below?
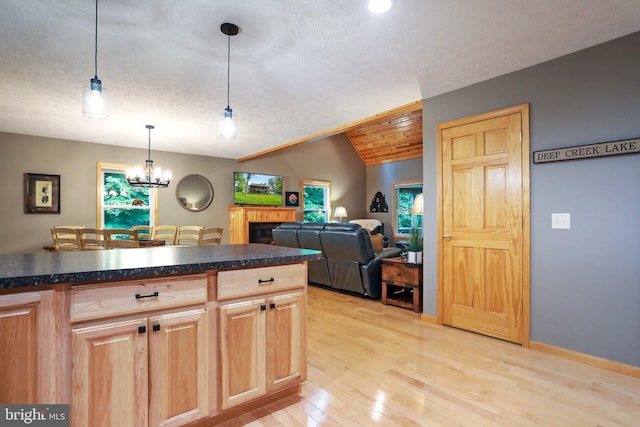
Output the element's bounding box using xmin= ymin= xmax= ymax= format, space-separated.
xmin=219 ymin=106 xmax=236 ymax=139
xmin=82 ymin=77 xmax=108 ymax=119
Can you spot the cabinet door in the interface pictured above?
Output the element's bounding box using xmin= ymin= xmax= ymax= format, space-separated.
xmin=219 ymin=299 xmax=266 ymax=409
xmin=0 ymin=291 xmax=55 ymax=404
xmin=72 ymin=318 xmax=148 ymax=427
xmin=148 ymin=309 xmax=209 ymax=426
xmin=267 ymin=291 xmax=306 ymax=390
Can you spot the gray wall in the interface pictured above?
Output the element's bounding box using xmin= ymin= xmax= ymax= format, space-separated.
xmin=0 ymin=132 xmax=364 ymax=254
xmin=422 ymin=32 xmax=640 ymax=366
xmin=366 ymin=158 xmax=423 ymax=241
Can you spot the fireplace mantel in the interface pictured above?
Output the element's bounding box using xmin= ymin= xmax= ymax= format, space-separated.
xmin=228 ymin=205 xmax=297 ymax=244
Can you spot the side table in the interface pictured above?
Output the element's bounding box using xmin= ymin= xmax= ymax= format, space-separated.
xmin=381 ymin=257 xmax=423 ymax=312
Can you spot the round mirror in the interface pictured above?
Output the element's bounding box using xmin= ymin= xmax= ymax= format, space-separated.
xmin=175 ymin=174 xmax=214 ymax=211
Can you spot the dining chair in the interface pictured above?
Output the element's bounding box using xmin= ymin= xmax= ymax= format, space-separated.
xmin=132 ymin=225 xmax=152 ymax=241
xmin=50 ymin=226 xmax=82 ymax=251
xmin=152 ymin=225 xmax=177 ymax=245
xmin=199 ymin=227 xmax=223 ymax=246
xmin=77 ymin=228 xmax=109 ymax=250
xmin=176 ymin=225 xmax=203 ymax=246
xmin=106 ymin=229 xmax=140 ymax=249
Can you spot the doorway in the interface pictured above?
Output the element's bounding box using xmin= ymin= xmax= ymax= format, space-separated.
xmin=436 ymin=104 xmax=530 ymax=345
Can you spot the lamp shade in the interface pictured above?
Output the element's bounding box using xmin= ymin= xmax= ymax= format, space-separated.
xmin=411 ymin=193 xmax=424 ymax=215
xmin=333 ymin=206 xmax=348 ymax=221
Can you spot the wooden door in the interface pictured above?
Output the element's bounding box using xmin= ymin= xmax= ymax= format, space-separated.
xmin=266 ymin=291 xmax=306 ymax=390
xmin=219 ymin=299 xmax=266 ymax=409
xmin=148 ymin=309 xmax=209 ymax=426
xmin=72 ymin=318 xmax=148 ymax=427
xmin=438 ymin=104 xmax=530 ymax=344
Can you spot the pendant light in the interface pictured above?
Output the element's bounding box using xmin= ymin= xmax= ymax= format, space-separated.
xmin=82 ymin=0 xmax=108 ymax=119
xmin=126 ymin=125 xmax=172 ymax=188
xmin=219 ymin=22 xmax=238 ymax=139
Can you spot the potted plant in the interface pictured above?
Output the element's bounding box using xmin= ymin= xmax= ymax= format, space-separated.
xmin=406 ymin=227 xmax=423 ymax=263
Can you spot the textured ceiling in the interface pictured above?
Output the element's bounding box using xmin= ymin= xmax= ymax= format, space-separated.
xmin=1 ymin=0 xmax=639 ymax=160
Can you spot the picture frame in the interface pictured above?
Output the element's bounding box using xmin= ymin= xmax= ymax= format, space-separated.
xmin=285 ymin=191 xmax=299 ymax=207
xmin=24 ymin=173 xmax=60 ymax=214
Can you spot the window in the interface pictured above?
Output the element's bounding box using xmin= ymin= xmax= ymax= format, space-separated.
xmin=97 ymin=162 xmax=157 ymax=229
xmin=392 ymin=180 xmax=423 ymax=237
xmin=301 ymin=179 xmax=331 ymax=222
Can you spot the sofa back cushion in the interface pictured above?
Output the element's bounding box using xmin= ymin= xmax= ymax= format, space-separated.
xmin=271 ymin=222 xmax=302 ymax=248
xmin=297 ymin=223 xmax=325 ymax=250
xmin=320 ymin=226 xmax=374 ymax=264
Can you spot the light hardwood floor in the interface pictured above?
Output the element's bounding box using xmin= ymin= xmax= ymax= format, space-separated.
xmin=219 ymin=286 xmax=640 ymax=426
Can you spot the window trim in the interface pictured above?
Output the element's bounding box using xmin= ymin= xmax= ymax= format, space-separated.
xmin=96 ymin=162 xmax=158 ymax=228
xmin=392 ymin=179 xmax=423 ymax=239
xmin=301 ymin=179 xmax=332 ymax=223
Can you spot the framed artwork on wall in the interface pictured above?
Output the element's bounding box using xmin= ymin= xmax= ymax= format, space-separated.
xmin=24 ymin=173 xmax=60 ymax=214
xmin=285 ymin=191 xmax=299 ymax=207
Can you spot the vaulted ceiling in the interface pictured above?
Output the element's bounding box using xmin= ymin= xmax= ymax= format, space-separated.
xmin=1 ymin=1 xmax=639 ymax=160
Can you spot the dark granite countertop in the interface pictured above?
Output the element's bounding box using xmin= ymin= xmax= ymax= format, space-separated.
xmin=0 ymin=244 xmax=323 ymax=290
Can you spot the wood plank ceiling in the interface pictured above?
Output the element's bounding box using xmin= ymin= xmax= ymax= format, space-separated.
xmin=238 ymin=101 xmax=423 ymax=165
xmin=345 ymin=105 xmax=423 ymax=166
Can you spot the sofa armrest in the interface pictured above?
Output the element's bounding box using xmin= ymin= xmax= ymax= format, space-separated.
xmin=360 ymin=247 xmax=403 ymax=298
xmin=373 ymin=247 xmax=402 ymax=262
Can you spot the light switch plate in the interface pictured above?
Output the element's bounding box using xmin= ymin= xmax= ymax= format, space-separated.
xmin=551 ymin=213 xmax=571 ymax=229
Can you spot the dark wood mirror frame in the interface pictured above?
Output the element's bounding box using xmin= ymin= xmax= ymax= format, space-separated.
xmin=175 ymin=174 xmax=214 ymax=212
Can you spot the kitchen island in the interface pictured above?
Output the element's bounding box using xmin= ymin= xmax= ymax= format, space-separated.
xmin=0 ymin=244 xmax=322 ymax=426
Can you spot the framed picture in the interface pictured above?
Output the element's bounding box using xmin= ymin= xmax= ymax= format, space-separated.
xmin=285 ymin=191 xmax=299 ymax=207
xmin=24 ymin=173 xmax=60 ymax=214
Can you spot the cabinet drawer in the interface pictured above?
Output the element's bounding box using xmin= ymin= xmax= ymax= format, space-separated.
xmin=217 ymin=263 xmax=305 ymax=300
xmin=71 ymin=273 xmax=207 ymax=322
xmin=382 ymin=264 xmax=419 ymax=286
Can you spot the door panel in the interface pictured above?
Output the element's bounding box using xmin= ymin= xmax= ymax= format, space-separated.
xmin=219 ymin=299 xmax=266 ymax=409
xmin=440 ymin=108 xmax=527 ymax=344
xmin=267 ymin=292 xmax=305 ymax=389
xmin=148 ymin=309 xmax=209 ymax=426
xmin=72 ymin=318 xmax=148 ymax=427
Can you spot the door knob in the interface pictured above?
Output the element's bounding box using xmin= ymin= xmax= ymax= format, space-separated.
xmin=443 ymin=233 xmax=452 ymax=240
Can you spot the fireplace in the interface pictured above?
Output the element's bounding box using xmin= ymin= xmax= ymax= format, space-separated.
xmin=248 ymin=222 xmax=282 ymax=244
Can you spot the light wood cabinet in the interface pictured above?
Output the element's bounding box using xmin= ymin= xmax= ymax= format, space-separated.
xmin=71 ymin=275 xmax=209 ymax=427
xmin=228 ymin=205 xmax=297 ymax=244
xmin=0 ymin=290 xmax=57 ymax=404
xmin=216 ymin=263 xmax=306 ymax=410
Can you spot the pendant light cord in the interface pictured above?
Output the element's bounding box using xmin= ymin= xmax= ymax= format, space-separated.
xmin=226 ymin=33 xmax=231 ymax=108
xmin=93 ymin=0 xmax=99 ymax=79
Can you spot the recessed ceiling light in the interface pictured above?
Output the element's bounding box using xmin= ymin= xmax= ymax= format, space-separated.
xmin=368 ymin=0 xmax=393 ymax=14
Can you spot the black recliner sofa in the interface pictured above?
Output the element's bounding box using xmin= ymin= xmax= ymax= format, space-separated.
xmin=272 ymin=222 xmax=402 ymax=298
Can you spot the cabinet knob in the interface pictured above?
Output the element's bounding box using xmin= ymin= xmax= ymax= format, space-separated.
xmin=138 ymin=325 xmax=146 ymax=334
xmin=269 ymin=302 xmax=275 ymax=309
xmin=152 ymin=324 xmax=160 ymax=332
xmin=260 ymin=304 xmax=266 ymax=311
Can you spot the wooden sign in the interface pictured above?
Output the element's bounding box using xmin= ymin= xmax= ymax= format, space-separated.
xmin=533 ymin=137 xmax=640 ymax=164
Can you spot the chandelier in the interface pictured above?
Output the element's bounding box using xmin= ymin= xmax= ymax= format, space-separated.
xmin=126 ymin=125 xmax=171 ymax=188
